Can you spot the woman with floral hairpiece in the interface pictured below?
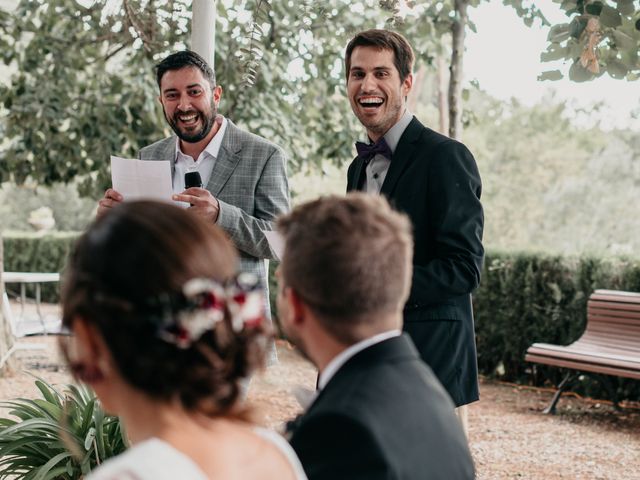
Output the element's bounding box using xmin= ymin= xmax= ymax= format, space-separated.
xmin=61 ymin=201 xmax=307 ymax=480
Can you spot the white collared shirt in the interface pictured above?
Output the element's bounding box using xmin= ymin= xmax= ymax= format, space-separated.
xmin=317 ymin=329 xmax=402 ymax=390
xmin=172 ymin=115 xmax=227 ymax=194
xmin=365 ymin=109 xmax=413 ymax=193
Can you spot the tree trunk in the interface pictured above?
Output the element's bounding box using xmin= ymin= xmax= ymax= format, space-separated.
xmin=407 ymin=65 xmax=426 ymax=114
xmin=448 ymin=0 xmax=468 ymax=141
xmin=437 ymin=55 xmax=449 ymax=136
xmin=0 ymin=235 xmax=17 ymax=374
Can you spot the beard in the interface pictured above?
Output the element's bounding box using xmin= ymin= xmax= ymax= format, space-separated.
xmin=352 ymin=101 xmax=403 ymax=139
xmin=165 ymin=101 xmax=217 ymax=143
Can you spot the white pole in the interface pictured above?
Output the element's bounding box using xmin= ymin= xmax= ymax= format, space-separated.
xmin=191 ymin=0 xmax=217 ymax=69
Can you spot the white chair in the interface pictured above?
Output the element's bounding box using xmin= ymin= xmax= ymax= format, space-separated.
xmin=0 ymin=283 xmax=47 ymax=369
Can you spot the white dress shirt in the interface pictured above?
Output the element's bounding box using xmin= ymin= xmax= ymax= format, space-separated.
xmin=317 ymin=329 xmax=402 ymax=390
xmin=365 ymin=109 xmax=413 ymax=193
xmin=172 ymin=115 xmax=227 ymax=194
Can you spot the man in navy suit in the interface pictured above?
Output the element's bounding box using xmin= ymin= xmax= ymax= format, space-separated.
xmin=345 ymin=30 xmax=485 ymax=424
xmin=278 ymin=193 xmax=474 ymax=480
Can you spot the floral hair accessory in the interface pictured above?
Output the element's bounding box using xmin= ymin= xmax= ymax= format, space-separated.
xmin=155 ymin=272 xmax=264 ymax=349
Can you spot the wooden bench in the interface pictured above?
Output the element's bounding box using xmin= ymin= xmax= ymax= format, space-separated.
xmin=525 ymin=289 xmax=640 ymax=413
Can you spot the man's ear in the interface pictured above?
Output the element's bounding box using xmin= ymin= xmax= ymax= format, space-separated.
xmin=286 ymin=288 xmax=307 ymax=326
xmin=212 ymin=85 xmax=222 ymax=108
xmin=402 ymin=72 xmax=413 ymax=98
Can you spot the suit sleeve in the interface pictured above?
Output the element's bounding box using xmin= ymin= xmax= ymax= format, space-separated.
xmin=216 ymin=145 xmax=290 ymax=260
xmin=409 ymin=141 xmax=484 ymax=305
xmin=291 ymin=413 xmax=392 ymax=480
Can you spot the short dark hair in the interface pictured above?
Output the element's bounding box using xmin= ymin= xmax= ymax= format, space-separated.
xmin=155 ymin=50 xmax=216 ymax=89
xmin=62 ymin=201 xmax=267 ymax=418
xmin=277 ymin=193 xmax=413 ymax=343
xmin=344 ymin=29 xmax=414 ymax=81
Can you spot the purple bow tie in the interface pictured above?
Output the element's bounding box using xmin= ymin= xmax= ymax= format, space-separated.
xmin=355 ymin=138 xmax=392 ymax=163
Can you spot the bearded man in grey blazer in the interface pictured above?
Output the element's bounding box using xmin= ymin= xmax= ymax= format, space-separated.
xmin=98 ymin=51 xmax=290 ymax=349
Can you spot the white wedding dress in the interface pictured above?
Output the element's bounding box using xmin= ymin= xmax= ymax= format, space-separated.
xmin=87 ymin=428 xmax=308 ymax=480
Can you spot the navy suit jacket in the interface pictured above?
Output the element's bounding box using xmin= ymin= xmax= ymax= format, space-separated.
xmin=289 ymin=335 xmax=475 ymax=480
xmin=347 ymin=117 xmax=484 ymax=406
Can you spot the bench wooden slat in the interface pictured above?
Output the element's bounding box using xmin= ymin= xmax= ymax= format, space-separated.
xmin=587 ymin=310 xmax=640 ymax=323
xmin=589 ymin=303 xmax=640 ymax=315
xmin=576 ymin=338 xmax=640 ymax=353
xmin=587 ymin=314 xmax=640 ymax=325
xmin=582 ymin=327 xmax=640 ymax=340
xmin=584 ymin=331 xmax=640 ymax=343
xmin=526 ymin=343 xmax=640 ymax=368
xmin=590 ymin=289 xmax=640 ymax=302
xmin=524 ymin=353 xmax=640 ymax=380
xmin=587 ymin=321 xmax=640 ymax=332
xmin=588 ymin=327 xmax=640 ymax=338
xmin=572 ymin=340 xmax=640 ymax=356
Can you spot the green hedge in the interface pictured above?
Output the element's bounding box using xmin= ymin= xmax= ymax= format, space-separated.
xmin=474 ymin=251 xmax=640 ymax=401
xmin=2 ymin=231 xmax=78 ymax=303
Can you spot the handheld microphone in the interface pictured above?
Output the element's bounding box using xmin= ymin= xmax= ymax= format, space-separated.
xmin=185 ymin=171 xmax=203 ymax=189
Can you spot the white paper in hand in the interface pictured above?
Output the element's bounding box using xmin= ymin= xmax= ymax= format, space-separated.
xmin=111 ymin=156 xmax=173 ymax=202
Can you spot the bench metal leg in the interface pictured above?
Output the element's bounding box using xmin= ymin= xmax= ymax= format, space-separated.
xmin=543 ymin=371 xmax=576 ymax=415
xmin=595 ymin=375 xmax=621 ymax=411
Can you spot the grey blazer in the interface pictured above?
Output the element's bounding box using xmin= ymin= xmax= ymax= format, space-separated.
xmin=139 ymin=119 xmax=290 ymax=308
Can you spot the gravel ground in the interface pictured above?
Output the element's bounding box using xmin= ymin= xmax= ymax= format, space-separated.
xmin=1 ymin=302 xmax=639 ymax=479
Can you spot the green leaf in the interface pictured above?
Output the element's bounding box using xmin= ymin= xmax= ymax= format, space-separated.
xmin=612 ymin=30 xmax=636 ymax=50
xmin=585 ymin=2 xmax=603 ymax=17
xmin=538 ymin=70 xmax=564 ymax=81
xmin=547 ymin=23 xmax=571 ymax=43
xmin=615 ymin=0 xmax=635 ymax=16
xmin=80 ymin=398 xmax=97 ymax=432
xmin=600 ymin=5 xmax=623 ymax=27
xmin=32 ymin=451 xmax=71 ymax=480
xmin=606 ymin=59 xmax=629 ymax=78
xmin=569 ymin=17 xmax=587 ymax=38
xmin=568 ymin=61 xmax=596 ymax=82
xmin=32 ymin=399 xmax=63 ymax=420
xmin=585 ymin=2 xmax=603 ymax=16
xmin=34 ymin=380 xmax=63 ymax=407
xmin=541 ymin=46 xmax=569 ymax=62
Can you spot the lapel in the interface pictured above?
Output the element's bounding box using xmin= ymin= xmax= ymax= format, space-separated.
xmin=158 ymin=137 xmax=177 ymax=177
xmin=350 ymin=155 xmax=367 ymax=192
xmin=205 ymin=120 xmax=242 ymax=196
xmin=379 ymin=116 xmax=424 ymax=197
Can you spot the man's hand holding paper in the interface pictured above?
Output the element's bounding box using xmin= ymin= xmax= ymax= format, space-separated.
xmin=98 ymin=156 xmax=173 ymax=217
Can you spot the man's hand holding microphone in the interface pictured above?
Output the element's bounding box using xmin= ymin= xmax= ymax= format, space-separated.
xmin=172 ymin=171 xmax=220 ymax=223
